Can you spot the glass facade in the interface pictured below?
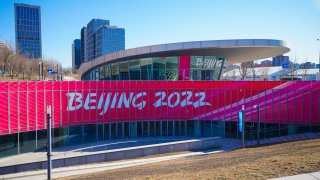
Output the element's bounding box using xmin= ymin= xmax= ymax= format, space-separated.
xmin=190 ymin=56 xmax=225 ymax=80
xmin=72 ymin=39 xmax=81 ymax=69
xmin=0 ymin=120 xmax=226 ymax=158
xmin=14 ymin=3 xmax=42 ymax=59
xmin=95 ymin=27 xmax=125 ymax=57
xmin=86 ymin=19 xmax=110 ymax=61
xmin=83 ymin=56 xmax=225 ymax=81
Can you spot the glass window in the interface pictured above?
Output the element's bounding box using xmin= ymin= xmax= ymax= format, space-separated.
xmin=141 ymin=58 xmax=153 ymax=80
xmin=0 ymin=133 xmax=18 ymax=158
xmin=129 ymin=60 xmax=141 ymax=80
xmin=104 ymin=64 xmax=111 ymax=80
xmin=68 ymin=126 xmax=82 ymax=145
xmin=111 ymin=63 xmax=119 ymax=80
xmin=153 ymin=57 xmax=166 ymax=80
xmin=190 ymin=70 xmax=201 ymax=80
xmin=83 ymin=124 xmax=96 ymax=143
xmin=119 ymin=62 xmax=129 ymax=80
xmin=54 ymin=127 xmax=68 ymax=147
xmin=165 ymin=57 xmax=179 ymax=80
xmin=99 ymin=66 xmax=104 ymax=80
xmin=190 ymin=56 xmax=225 ymax=80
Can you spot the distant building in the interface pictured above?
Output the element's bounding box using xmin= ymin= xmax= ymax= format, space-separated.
xmin=72 ymin=39 xmax=81 ymax=69
xmin=14 ymin=3 xmax=42 ymax=59
xmin=80 ymin=27 xmax=87 ymax=63
xmin=272 ymin=55 xmax=289 ymax=66
xmin=301 ymin=62 xmax=316 ymax=69
xmin=95 ymin=25 xmax=125 ymax=57
xmin=288 ymin=69 xmax=319 ymax=80
xmin=223 ymin=66 xmax=291 ymax=81
xmin=82 ymin=19 xmax=125 ymax=62
xmin=261 ymin=60 xmax=272 ymax=66
xmin=86 ymin=19 xmax=110 ymax=61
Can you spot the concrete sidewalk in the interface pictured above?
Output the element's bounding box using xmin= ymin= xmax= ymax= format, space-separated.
xmin=271 ymin=172 xmax=320 ymax=180
xmin=0 ymin=148 xmax=232 ymax=180
xmin=0 ymin=137 xmax=197 ymax=168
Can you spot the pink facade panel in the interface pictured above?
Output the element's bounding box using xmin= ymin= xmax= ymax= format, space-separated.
xmin=0 ymin=81 xmax=319 ymax=135
xmin=178 ymin=56 xmax=190 ymax=80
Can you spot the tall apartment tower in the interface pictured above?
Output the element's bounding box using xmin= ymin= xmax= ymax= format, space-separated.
xmin=86 ymin=19 xmax=110 ymax=61
xmin=272 ymin=55 xmax=289 ymax=66
xmin=72 ymin=39 xmax=81 ymax=69
xmin=80 ymin=27 xmax=87 ymax=63
xmin=95 ymin=26 xmax=125 ymax=57
xmin=14 ymin=3 xmax=42 ymax=59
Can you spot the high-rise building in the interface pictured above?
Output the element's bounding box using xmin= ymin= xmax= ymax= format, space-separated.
xmin=80 ymin=27 xmax=87 ymax=62
xmin=95 ymin=26 xmax=125 ymax=57
xmin=72 ymin=39 xmax=81 ymax=69
xmin=86 ymin=19 xmax=110 ymax=61
xmin=14 ymin=3 xmax=42 ymax=59
xmin=272 ymin=55 xmax=289 ymax=66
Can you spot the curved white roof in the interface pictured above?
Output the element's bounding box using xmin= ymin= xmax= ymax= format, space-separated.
xmin=79 ymin=39 xmax=290 ymax=76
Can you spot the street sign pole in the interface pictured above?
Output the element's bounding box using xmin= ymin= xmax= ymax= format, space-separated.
xmin=242 ymin=105 xmax=245 ymax=148
xmin=238 ymin=105 xmax=245 ymax=148
xmin=257 ymin=105 xmax=261 ymax=145
xmin=47 ymin=105 xmax=52 ymax=180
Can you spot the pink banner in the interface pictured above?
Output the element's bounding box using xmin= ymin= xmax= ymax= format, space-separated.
xmin=0 ymin=81 xmax=319 ymax=135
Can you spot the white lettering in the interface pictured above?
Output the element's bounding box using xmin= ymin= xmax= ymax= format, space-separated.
xmin=99 ymin=93 xmax=112 ymax=115
xmin=67 ymin=93 xmax=83 ymax=111
xmin=117 ymin=92 xmax=133 ymax=108
xmin=132 ymin=92 xmax=147 ymax=110
xmin=84 ymin=93 xmax=97 ymax=110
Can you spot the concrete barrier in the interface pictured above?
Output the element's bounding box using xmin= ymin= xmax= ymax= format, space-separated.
xmin=0 ymin=137 xmax=222 ymax=175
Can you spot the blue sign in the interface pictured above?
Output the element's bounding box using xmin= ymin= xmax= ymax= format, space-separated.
xmin=51 ymin=71 xmax=58 ymax=74
xmin=238 ymin=110 xmax=243 ymax=132
xmin=282 ymin=62 xmax=289 ymax=69
xmin=47 ymin=67 xmax=53 ymax=75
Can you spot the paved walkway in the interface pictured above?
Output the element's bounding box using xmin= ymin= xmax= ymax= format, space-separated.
xmin=1 ymin=133 xmax=319 ymax=179
xmin=271 ymin=172 xmax=320 ymax=180
xmin=0 ymin=147 xmax=233 ymax=180
xmin=0 ymin=137 xmax=196 ymax=168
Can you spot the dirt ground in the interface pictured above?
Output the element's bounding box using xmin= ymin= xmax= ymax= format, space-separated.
xmin=61 ymin=138 xmax=320 ymax=180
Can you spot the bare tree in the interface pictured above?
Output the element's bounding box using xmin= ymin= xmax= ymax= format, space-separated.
xmin=302 ymin=57 xmax=308 ymax=80
xmin=261 ymin=63 xmax=270 ymax=80
xmin=239 ymin=62 xmax=251 ymax=80
xmin=289 ymin=55 xmax=298 ymax=80
xmin=0 ymin=43 xmax=14 ymax=77
xmin=248 ymin=61 xmax=256 ymax=80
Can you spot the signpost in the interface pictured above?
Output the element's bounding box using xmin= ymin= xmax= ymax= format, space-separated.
xmin=47 ymin=105 xmax=52 ymax=180
xmin=47 ymin=67 xmax=53 ymax=76
xmin=282 ymin=61 xmax=289 ymax=69
xmin=238 ymin=105 xmax=245 ymax=148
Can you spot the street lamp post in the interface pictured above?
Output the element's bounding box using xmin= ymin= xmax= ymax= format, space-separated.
xmin=38 ymin=62 xmax=43 ymax=81
xmin=47 ymin=105 xmax=52 ymax=180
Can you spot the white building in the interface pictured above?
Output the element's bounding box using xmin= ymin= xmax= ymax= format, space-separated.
xmin=223 ymin=66 xmax=319 ymax=81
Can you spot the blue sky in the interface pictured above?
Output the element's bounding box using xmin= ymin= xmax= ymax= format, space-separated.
xmin=0 ymin=0 xmax=319 ymax=67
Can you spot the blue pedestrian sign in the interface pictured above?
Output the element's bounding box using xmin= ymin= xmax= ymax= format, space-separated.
xmin=238 ymin=110 xmax=243 ymax=132
xmin=282 ymin=62 xmax=289 ymax=69
xmin=47 ymin=67 xmax=53 ymax=75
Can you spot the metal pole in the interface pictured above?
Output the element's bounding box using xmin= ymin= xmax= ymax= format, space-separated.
xmin=47 ymin=105 xmax=52 ymax=180
xmin=317 ymin=39 xmax=320 ymax=74
xmin=257 ymin=105 xmax=260 ymax=145
xmin=41 ymin=63 xmax=44 ymax=81
xmin=39 ymin=63 xmax=41 ymax=81
xmin=242 ymin=105 xmax=245 ymax=148
xmin=56 ymin=64 xmax=59 ymax=81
